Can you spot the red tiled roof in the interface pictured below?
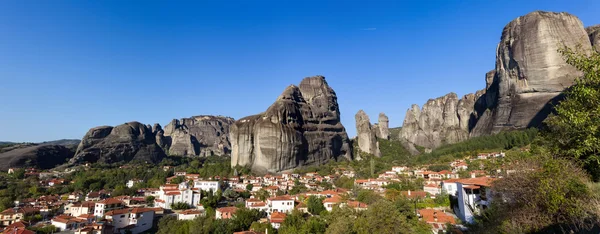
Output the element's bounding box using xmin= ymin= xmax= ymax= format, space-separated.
xmin=268 ymin=195 xmax=294 ymax=201
xmin=217 ymin=207 xmax=238 ymax=214
xmin=98 ymin=198 xmax=124 ymax=205
xmin=418 ymin=209 xmax=456 ymax=224
xmin=346 ymin=200 xmax=368 ymax=208
xmin=270 ymin=212 xmax=287 ymax=223
xmin=323 ymin=196 xmax=341 ymax=204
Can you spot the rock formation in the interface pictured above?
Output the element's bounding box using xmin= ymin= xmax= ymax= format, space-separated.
xmin=399 ymin=92 xmax=474 ymax=149
xmin=0 ymin=144 xmax=77 ymax=171
xmin=71 ymin=122 xmax=166 ymax=164
xmin=355 ymin=110 xmax=381 ymax=157
xmin=374 ymin=113 xmax=390 ymax=140
xmin=163 ymin=116 xmax=234 ymax=157
xmin=588 ymin=25 xmax=600 ymax=52
xmin=400 ymin=11 xmax=595 ymax=149
xmin=230 ymin=76 xmax=353 ymax=174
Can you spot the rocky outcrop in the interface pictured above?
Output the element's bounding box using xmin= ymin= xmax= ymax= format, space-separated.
xmin=355 ymin=110 xmax=381 ymax=157
xmin=400 ymin=11 xmax=595 ymax=149
xmin=400 ymin=93 xmax=474 ymax=149
xmin=0 ymin=144 xmax=76 ymax=171
xmin=71 ymin=122 xmax=166 ymax=164
xmin=163 ymin=116 xmax=234 ymax=157
xmin=230 ymin=76 xmax=353 ymax=174
xmin=472 ymin=11 xmax=592 ymax=136
xmin=374 ymin=113 xmax=390 ymax=140
xmin=588 ymin=25 xmax=600 ymax=52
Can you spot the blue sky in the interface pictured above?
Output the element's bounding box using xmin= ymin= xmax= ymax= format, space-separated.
xmin=1 ymin=0 xmax=599 ymax=142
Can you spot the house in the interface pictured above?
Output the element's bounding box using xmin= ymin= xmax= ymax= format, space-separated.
xmin=64 ymin=201 xmax=96 ymax=217
xmin=126 ymin=179 xmax=143 ymax=188
xmin=269 ymin=212 xmax=286 ymax=229
xmin=391 ymin=166 xmax=408 ymax=173
xmin=0 ymin=207 xmax=39 ymax=226
xmin=267 ymin=195 xmax=295 ymax=214
xmin=94 ymin=198 xmax=125 ymax=217
xmin=51 ymin=215 xmax=88 ymax=231
xmin=177 ymin=209 xmax=204 ymax=220
xmin=424 ymin=184 xmax=441 ymax=196
xmin=105 ymin=207 xmax=154 ymax=234
xmin=2 ymin=221 xmax=34 ymax=234
xmin=454 ymin=177 xmax=494 ymax=224
xmin=216 ymin=207 xmax=238 ymax=219
xmin=322 ymin=196 xmax=341 ymax=212
xmin=418 ymin=209 xmax=457 ymax=233
xmin=401 ymin=190 xmax=429 ymax=200
xmin=156 ymin=182 xmax=201 ymax=210
xmin=193 ymin=180 xmax=220 ymax=194
xmin=441 ymin=179 xmax=460 ymax=196
xmin=344 ymin=201 xmax=368 ymax=211
xmin=73 ymin=222 xmax=115 ymax=234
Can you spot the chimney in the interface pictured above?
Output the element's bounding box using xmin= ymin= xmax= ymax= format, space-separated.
xmin=408 ymin=190 xmax=411 ymax=196
xmin=434 ymin=211 xmax=438 ymax=222
xmin=471 ymin=172 xmax=476 ymax=178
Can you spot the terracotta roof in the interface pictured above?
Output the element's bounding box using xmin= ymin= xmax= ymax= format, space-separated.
xmin=401 ymin=191 xmax=429 ymax=199
xmin=346 ymin=200 xmax=368 ymax=208
xmin=323 ymin=195 xmax=341 ymax=204
xmin=270 ymin=212 xmax=287 ymax=223
xmin=268 ymin=195 xmax=294 ymax=201
xmin=98 ymin=198 xmax=124 ymax=205
xmin=250 ymin=202 xmax=266 ymax=207
xmin=217 ymin=207 xmax=238 ymax=214
xmin=166 ymin=191 xmax=181 ymax=195
xmin=180 ymin=209 xmax=202 ymax=215
xmin=418 ymin=209 xmax=456 ymax=224
xmin=455 ymin=177 xmax=495 ymax=187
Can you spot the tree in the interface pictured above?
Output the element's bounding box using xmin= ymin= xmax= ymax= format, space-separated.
xmin=279 ymin=209 xmax=306 ymax=234
xmin=353 ymin=200 xmax=427 ymax=234
xmin=545 ymin=46 xmax=600 ymax=181
xmin=307 ymin=195 xmax=326 ymax=215
xmin=171 ymin=176 xmax=186 ymax=184
xmin=326 ymin=207 xmax=357 ymax=234
xmin=145 ymin=196 xmax=155 ymax=207
xmin=223 ymin=188 xmax=239 ymax=199
xmin=300 ymin=216 xmax=327 ymax=234
xmin=250 ymin=221 xmax=276 ymax=234
xmin=255 ymin=189 xmax=270 ymax=201
xmin=245 ymin=184 xmax=253 ymax=191
xmin=356 ymin=190 xmax=382 ymax=205
xmin=230 ymin=208 xmax=261 ymax=232
xmin=471 ymin=154 xmax=600 ymax=233
xmin=12 ymin=169 xmax=25 ymax=179
xmin=171 ymin=202 xmax=190 ymax=210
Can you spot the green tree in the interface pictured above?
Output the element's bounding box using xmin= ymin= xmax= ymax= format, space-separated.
xmin=307 ymin=195 xmax=326 ymax=215
xmin=13 ymin=169 xmax=25 ymax=179
xmin=171 ymin=202 xmax=191 ymax=210
xmin=279 ymin=209 xmax=306 ymax=234
xmin=171 ymin=176 xmax=186 ymax=184
xmin=353 ymin=200 xmax=426 ymax=234
xmin=545 ymin=46 xmax=600 ymax=181
xmin=471 ymin=154 xmax=600 ymax=233
xmin=230 ymin=208 xmax=261 ymax=232
xmin=255 ymin=189 xmax=270 ymax=201
xmin=246 ymin=184 xmax=253 ymax=191
xmin=250 ymin=221 xmax=276 ymax=234
xmin=356 ymin=190 xmax=382 ymax=205
xmin=145 ymin=196 xmax=155 ymax=206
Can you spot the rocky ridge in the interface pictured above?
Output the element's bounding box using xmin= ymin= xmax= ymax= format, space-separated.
xmin=355 ymin=110 xmax=381 ymax=157
xmin=230 ymin=76 xmax=353 ymax=174
xmin=400 ymin=11 xmax=595 ymax=150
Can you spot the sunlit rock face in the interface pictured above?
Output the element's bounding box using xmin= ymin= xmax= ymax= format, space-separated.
xmin=231 ymin=76 xmax=353 ymax=174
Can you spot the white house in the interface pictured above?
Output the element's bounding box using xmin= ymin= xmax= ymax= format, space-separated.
xmin=94 ymin=198 xmax=125 ymax=217
xmin=424 ymin=184 xmax=441 ymax=196
xmin=455 ymin=177 xmax=494 ymax=224
xmin=391 ymin=166 xmax=408 ymax=173
xmin=156 ymin=182 xmax=201 ymax=210
xmin=441 ymin=179 xmax=459 ymax=196
xmin=323 ymin=196 xmax=341 ymax=212
xmin=193 ymin=180 xmax=220 ymax=194
xmin=105 ymin=207 xmax=154 ymax=234
xmin=51 ymin=215 xmax=87 ymax=231
xmin=64 ymin=201 xmax=95 ymax=217
xmin=267 ymin=195 xmax=295 ymax=214
xmin=126 ymin=179 xmax=144 ymax=188
xmin=177 ymin=209 xmax=204 ymax=220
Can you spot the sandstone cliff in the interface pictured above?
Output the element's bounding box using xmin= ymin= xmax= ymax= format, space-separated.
xmin=71 ymin=122 xmax=166 ymax=164
xmin=230 ymin=76 xmax=352 ymax=174
xmin=163 ymin=116 xmax=234 ymax=156
xmin=355 ymin=110 xmax=381 ymax=157
xmin=399 ymin=92 xmax=475 ymax=149
xmin=588 ymin=25 xmax=600 ymax=52
xmin=400 ymin=11 xmax=595 ymax=149
xmin=0 ymin=144 xmax=77 ymax=171
xmin=374 ymin=113 xmax=390 ymax=140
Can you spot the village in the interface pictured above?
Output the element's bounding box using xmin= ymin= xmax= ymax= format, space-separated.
xmin=1 ymin=152 xmax=507 ymax=234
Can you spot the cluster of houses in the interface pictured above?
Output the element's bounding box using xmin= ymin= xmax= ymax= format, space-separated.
xmin=2 ymin=151 xmax=505 ymax=234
